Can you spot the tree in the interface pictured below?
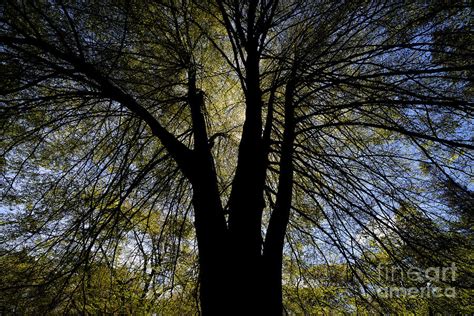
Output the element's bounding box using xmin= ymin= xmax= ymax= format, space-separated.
xmin=1 ymin=1 xmax=473 ymax=314
xmin=356 ymin=195 xmax=474 ymax=314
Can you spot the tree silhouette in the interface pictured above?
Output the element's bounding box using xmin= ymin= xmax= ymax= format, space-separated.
xmin=1 ymin=1 xmax=472 ymax=314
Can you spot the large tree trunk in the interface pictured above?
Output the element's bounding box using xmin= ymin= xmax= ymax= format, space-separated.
xmin=188 ymin=5 xmax=292 ymax=313
xmin=192 ymin=78 xmax=295 ymax=316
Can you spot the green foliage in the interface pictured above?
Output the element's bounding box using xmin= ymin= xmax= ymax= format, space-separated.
xmin=0 ymin=0 xmax=472 ymax=314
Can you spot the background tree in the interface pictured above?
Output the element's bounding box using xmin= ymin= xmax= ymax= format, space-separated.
xmin=1 ymin=0 xmax=473 ymax=314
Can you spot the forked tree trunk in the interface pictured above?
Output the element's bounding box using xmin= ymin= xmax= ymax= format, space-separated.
xmin=191 ymin=154 xmax=285 ymax=315
xmin=192 ymin=171 xmax=284 ymax=315
xmin=187 ymin=10 xmax=292 ymax=312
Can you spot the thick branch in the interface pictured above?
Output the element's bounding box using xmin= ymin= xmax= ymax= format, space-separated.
xmin=0 ymin=35 xmax=195 ymax=175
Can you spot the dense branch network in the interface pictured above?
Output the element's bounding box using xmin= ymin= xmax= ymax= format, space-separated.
xmin=0 ymin=0 xmax=472 ymax=314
